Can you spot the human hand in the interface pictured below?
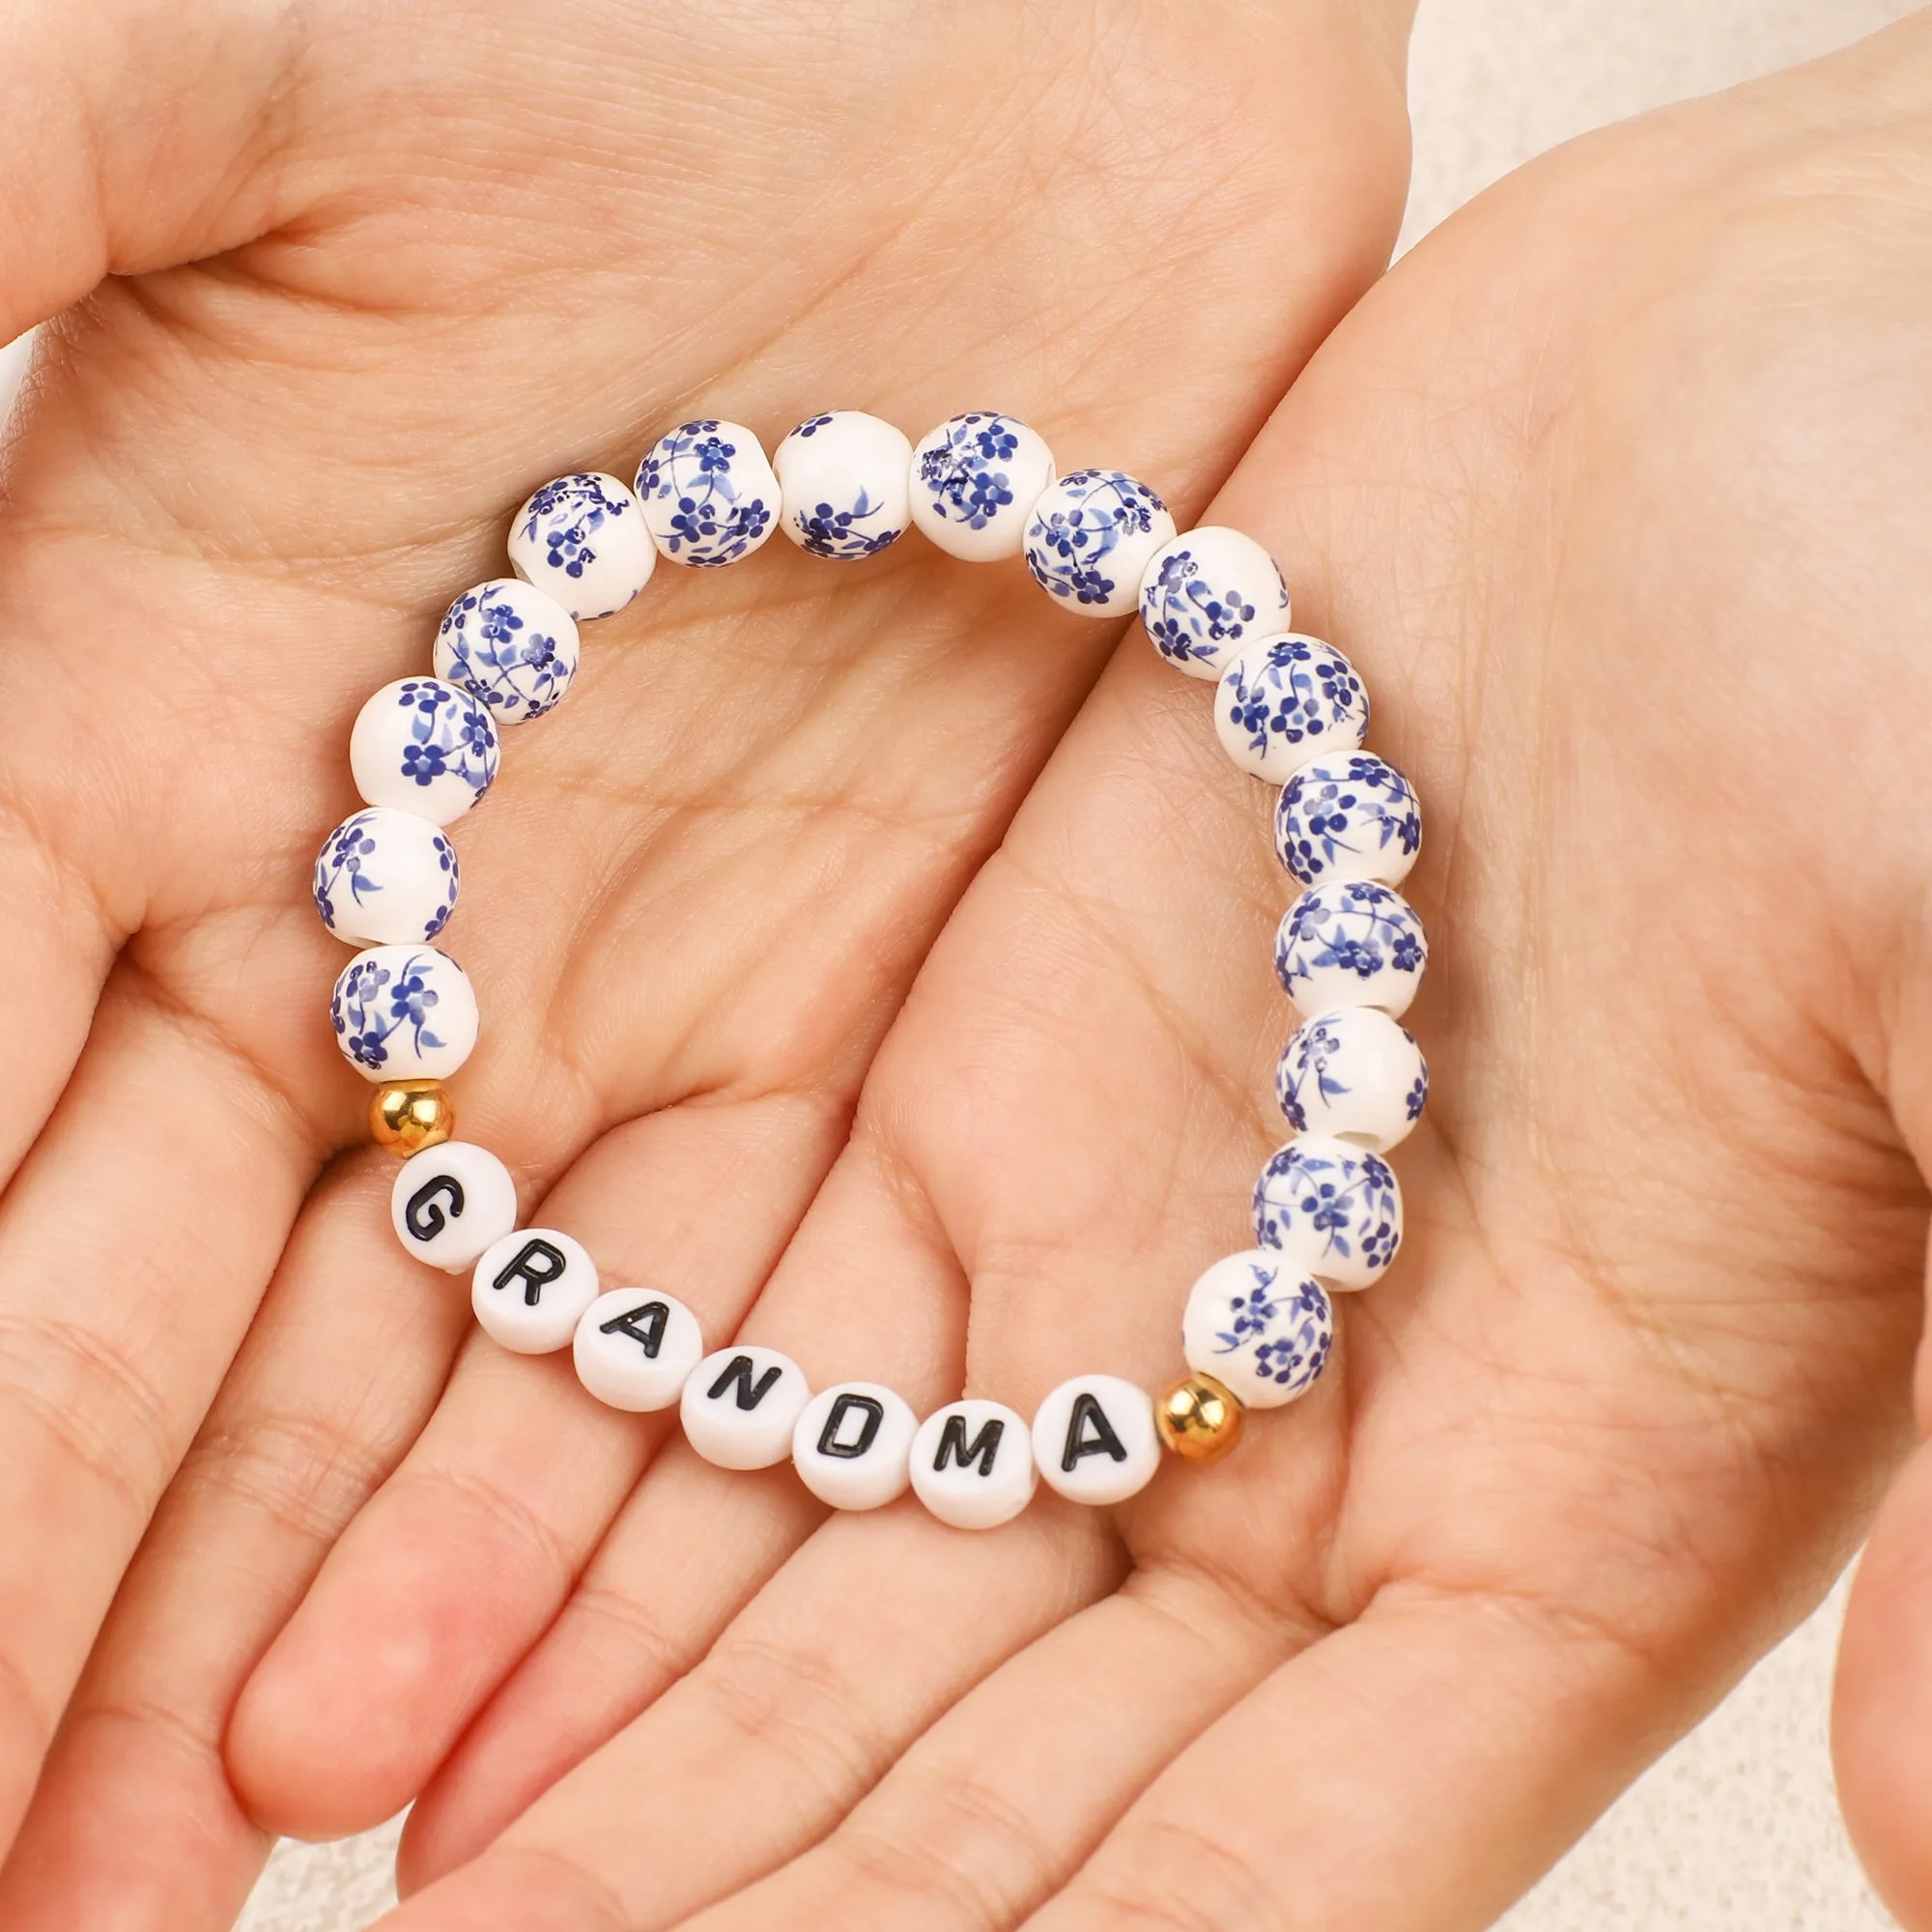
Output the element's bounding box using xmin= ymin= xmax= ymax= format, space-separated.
xmin=242 ymin=14 xmax=1932 ymax=1930
xmin=0 ymin=0 xmax=1412 ymax=1924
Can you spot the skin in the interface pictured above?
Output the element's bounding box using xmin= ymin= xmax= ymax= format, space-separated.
xmin=227 ymin=9 xmax=1932 ymax=1931
xmin=0 ymin=1 xmax=1412 ymax=1927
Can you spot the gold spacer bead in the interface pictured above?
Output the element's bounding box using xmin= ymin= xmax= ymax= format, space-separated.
xmin=1154 ymin=1372 xmax=1246 ymax=1463
xmin=370 ymin=1079 xmax=455 ymax=1156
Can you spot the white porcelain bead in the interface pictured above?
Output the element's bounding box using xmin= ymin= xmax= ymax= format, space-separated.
xmin=434 ymin=579 xmax=581 ymax=725
xmin=349 ymin=677 xmax=500 ymax=826
xmin=1138 ymin=527 xmax=1290 ymax=681
xmin=1214 ymin=636 xmax=1369 ymax=781
xmin=907 ymin=412 xmax=1055 ymax=561
xmin=909 ymin=1400 xmax=1037 ymax=1530
xmin=330 ymin=944 xmax=480 ymax=1082
xmin=680 ymin=1346 xmax=811 ymax=1469
xmin=1276 ymin=1007 xmax=1428 ymax=1151
xmin=1252 ymin=1134 xmax=1403 ymax=1291
xmin=1276 ymin=753 xmax=1420 ymax=889
xmin=312 ymin=808 xmax=458 ymax=948
xmin=573 ymin=1288 xmax=705 ymax=1412
xmin=634 ymin=419 xmax=781 ymax=568
xmin=1031 ymin=1376 xmax=1161 ymax=1506
xmin=1180 ymin=1252 xmax=1335 ymax=1408
xmin=508 ymin=471 xmax=656 ymax=620
xmin=470 ymin=1228 xmax=600 ymax=1353
xmin=790 ymin=1381 xmax=918 ymax=1510
xmin=1024 ymin=469 xmax=1177 ymax=618
xmin=1273 ymin=879 xmax=1427 ymax=1020
xmin=773 ymin=412 xmax=912 ymax=559
xmin=390 ymin=1140 xmax=519 ymax=1274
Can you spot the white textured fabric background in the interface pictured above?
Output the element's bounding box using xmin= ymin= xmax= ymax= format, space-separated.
xmin=2 ymin=0 xmax=1919 ymax=1925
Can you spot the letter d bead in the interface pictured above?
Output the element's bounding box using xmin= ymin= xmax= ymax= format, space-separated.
xmin=791 ymin=1382 xmax=918 ymax=1510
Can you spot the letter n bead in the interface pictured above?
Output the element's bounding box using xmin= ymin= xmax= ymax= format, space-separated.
xmin=791 ymin=1381 xmax=919 ymax=1510
xmin=470 ymin=1228 xmax=599 ymax=1353
xmin=679 ymin=1347 xmax=811 ymax=1470
xmin=910 ymin=1400 xmax=1037 ymax=1529
xmin=390 ymin=1141 xmax=519 ymax=1274
xmin=1031 ymin=1375 xmax=1162 ymax=1506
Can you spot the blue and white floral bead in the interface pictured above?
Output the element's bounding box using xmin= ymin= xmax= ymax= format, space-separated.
xmin=434 ymin=579 xmax=581 ymax=725
xmin=1252 ymin=1135 xmax=1402 ymax=1292
xmin=1273 ymin=878 xmax=1428 ymax=1020
xmin=507 ymin=471 xmax=655 ymax=620
xmin=329 ymin=943 xmax=480 ymax=1083
xmin=1214 ymin=634 xmax=1369 ymax=781
xmin=313 ymin=808 xmax=459 ymax=949
xmin=1180 ymin=1251 xmax=1334 ymax=1407
xmin=1276 ymin=1007 xmax=1427 ymax=1152
xmin=773 ymin=411 xmax=912 ymax=560
xmin=349 ymin=678 xmax=500 ymax=827
xmin=1138 ymin=526 xmax=1290 ymax=681
xmin=634 ymin=418 xmax=780 ymax=568
xmin=1024 ymin=469 xmax=1177 ymax=619
xmin=1275 ymin=752 xmax=1420 ymax=889
xmin=907 ymin=412 xmax=1056 ymax=562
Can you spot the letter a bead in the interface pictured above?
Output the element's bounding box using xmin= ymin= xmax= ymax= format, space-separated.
xmin=390 ymin=1141 xmax=519 ymax=1273
xmin=790 ymin=1381 xmax=919 ymax=1510
xmin=1031 ymin=1375 xmax=1162 ymax=1505
xmin=680 ymin=1346 xmax=811 ymax=1469
xmin=470 ymin=1228 xmax=599 ymax=1353
xmin=910 ymin=1399 xmax=1036 ymax=1529
xmin=573 ymin=1288 xmax=704 ymax=1411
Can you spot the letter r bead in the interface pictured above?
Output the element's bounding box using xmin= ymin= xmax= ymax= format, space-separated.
xmin=470 ymin=1228 xmax=599 ymax=1354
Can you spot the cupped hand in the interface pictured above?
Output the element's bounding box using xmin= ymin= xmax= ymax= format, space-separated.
xmin=0 ymin=0 xmax=1413 ymax=1924
xmin=251 ymin=14 xmax=1932 ymax=1931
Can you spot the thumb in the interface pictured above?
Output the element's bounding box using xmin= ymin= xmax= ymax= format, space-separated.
xmin=2 ymin=0 xmax=305 ymax=342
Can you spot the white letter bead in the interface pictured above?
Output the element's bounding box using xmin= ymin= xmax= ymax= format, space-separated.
xmin=349 ymin=677 xmax=500 ymax=826
xmin=791 ymin=1381 xmax=918 ymax=1510
xmin=1139 ymin=527 xmax=1290 ymax=681
xmin=1024 ymin=469 xmax=1177 ymax=619
xmin=908 ymin=412 xmax=1055 ymax=561
xmin=434 ymin=579 xmax=581 ymax=725
xmin=1274 ymin=879 xmax=1427 ymax=1020
xmin=573 ymin=1288 xmax=704 ymax=1412
xmin=1252 ymin=1134 xmax=1403 ymax=1291
xmin=909 ymin=1400 xmax=1037 ymax=1529
xmin=680 ymin=1347 xmax=811 ymax=1469
xmin=330 ymin=944 xmax=479 ymax=1082
xmin=508 ymin=471 xmax=656 ymax=620
xmin=1181 ymin=1252 xmax=1335 ymax=1408
xmin=1215 ymin=636 xmax=1369 ymax=781
xmin=1277 ymin=1007 xmax=1427 ymax=1151
xmin=1276 ymin=753 xmax=1420 ymax=889
xmin=391 ymin=1140 xmax=519 ymax=1274
xmin=313 ymin=808 xmax=458 ymax=948
xmin=1031 ymin=1376 xmax=1161 ymax=1505
xmin=471 ymin=1228 xmax=600 ymax=1353
xmin=635 ymin=419 xmax=780 ymax=568
xmin=774 ymin=412 xmax=912 ymax=559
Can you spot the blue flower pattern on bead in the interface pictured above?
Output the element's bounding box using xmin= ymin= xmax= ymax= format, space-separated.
xmin=1025 ymin=469 xmax=1167 ymax=608
xmin=791 ymin=488 xmax=903 ymax=560
xmin=1253 ymin=1144 xmax=1401 ymax=1277
xmin=1274 ymin=881 xmax=1426 ymax=1004
xmin=331 ymin=950 xmax=452 ymax=1073
xmin=915 ymin=412 xmax=1026 ymax=532
xmin=386 ymin=680 xmax=499 ymax=804
xmin=1141 ymin=548 xmax=1260 ymax=668
xmin=312 ymin=811 xmax=457 ymax=942
xmin=1223 ymin=639 xmax=1367 ymax=765
xmin=1274 ymin=1015 xmax=1352 ymax=1134
xmin=636 ymin=420 xmax=774 ymax=566
xmin=1209 ymin=1259 xmax=1334 ymax=1397
xmin=519 ymin=473 xmax=632 ymax=583
xmin=439 ymin=587 xmax=572 ymax=722
xmin=1275 ymin=753 xmax=1420 ymax=884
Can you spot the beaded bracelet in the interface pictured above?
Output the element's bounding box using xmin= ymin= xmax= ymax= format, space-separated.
xmin=314 ymin=411 xmax=1425 ymax=1529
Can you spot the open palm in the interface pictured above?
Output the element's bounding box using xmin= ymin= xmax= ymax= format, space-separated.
xmin=190 ymin=14 xmax=1932 ymax=1932
xmin=0 ymin=0 xmax=1412 ymax=1923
